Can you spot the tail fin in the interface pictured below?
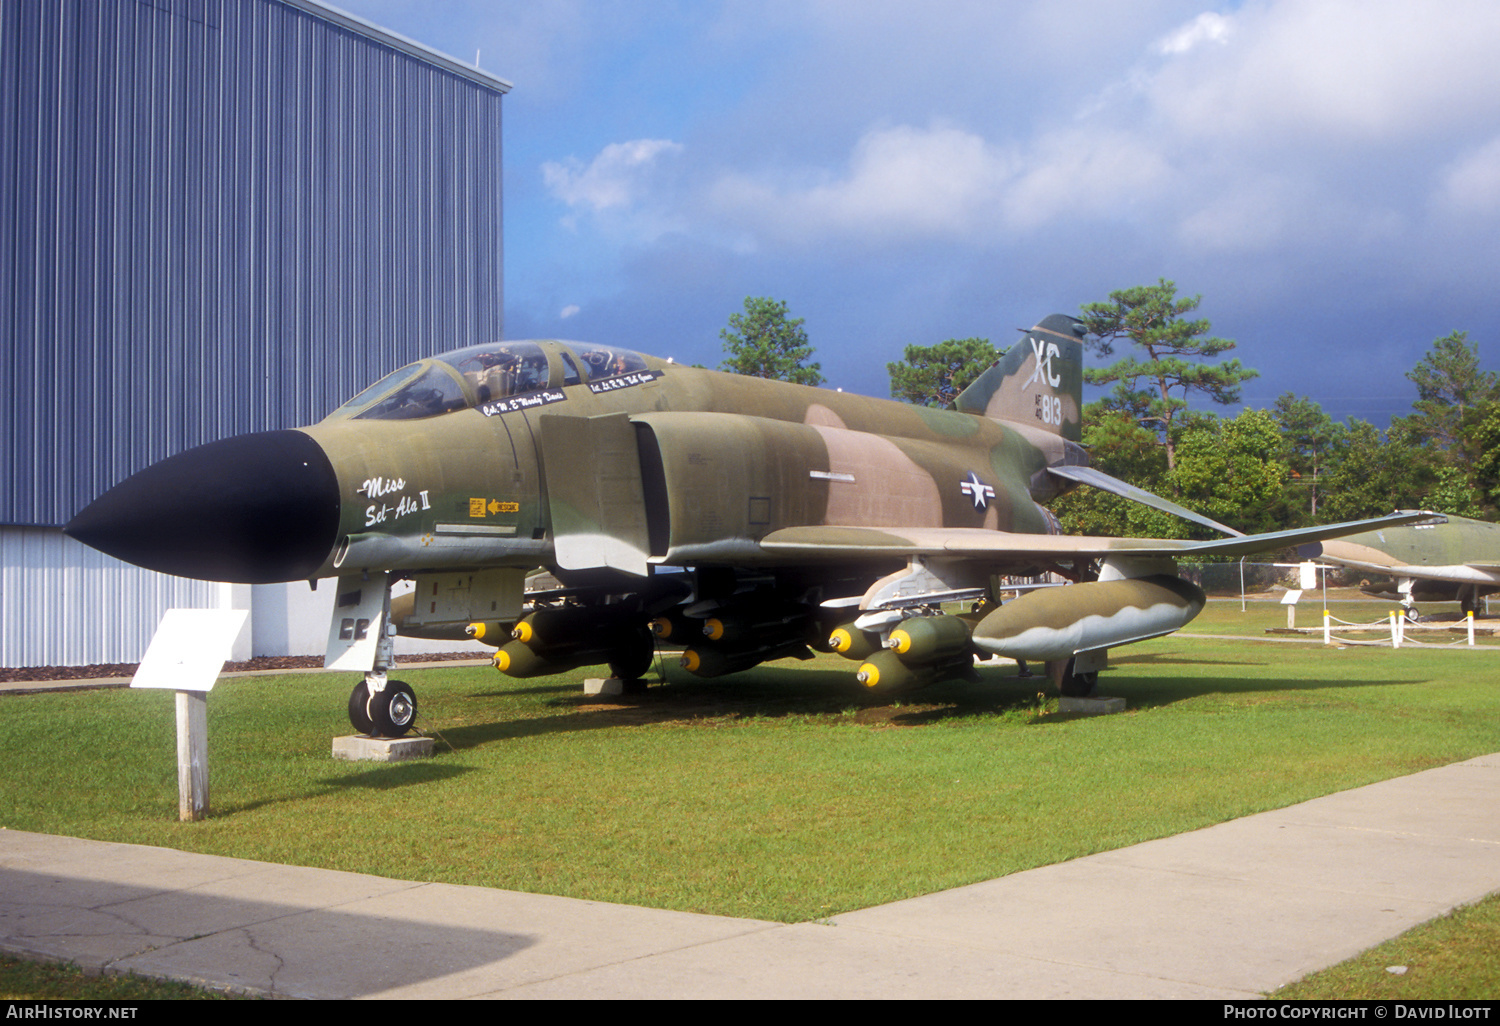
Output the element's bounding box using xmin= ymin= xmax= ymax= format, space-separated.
xmin=954 ymin=314 xmax=1084 ymax=441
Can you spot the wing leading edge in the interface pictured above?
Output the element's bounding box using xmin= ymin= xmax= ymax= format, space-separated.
xmin=759 ymin=510 xmax=1442 ymax=563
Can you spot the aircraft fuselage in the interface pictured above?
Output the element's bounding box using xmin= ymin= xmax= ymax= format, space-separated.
xmin=69 ymin=342 xmax=1072 ymax=587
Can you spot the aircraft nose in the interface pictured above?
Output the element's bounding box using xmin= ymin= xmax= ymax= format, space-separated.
xmin=64 ymin=430 xmax=341 ymax=584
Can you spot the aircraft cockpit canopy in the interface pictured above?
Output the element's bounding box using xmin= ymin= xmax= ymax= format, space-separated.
xmin=325 ymin=341 xmax=653 ymax=422
xmin=570 ymin=344 xmax=650 ymax=380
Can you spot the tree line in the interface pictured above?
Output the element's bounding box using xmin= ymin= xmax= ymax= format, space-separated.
xmin=717 ymin=286 xmax=1500 ymax=537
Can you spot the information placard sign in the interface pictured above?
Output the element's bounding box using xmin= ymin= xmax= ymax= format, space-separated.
xmin=131 ymin=609 xmax=249 ymax=692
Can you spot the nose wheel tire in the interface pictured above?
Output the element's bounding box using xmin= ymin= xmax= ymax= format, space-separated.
xmin=348 ymin=681 xmax=375 ymax=735
xmin=348 ymin=679 xmax=418 ymax=738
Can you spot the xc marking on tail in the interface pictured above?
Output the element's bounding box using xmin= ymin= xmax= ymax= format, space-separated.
xmin=1023 ymin=337 xmax=1061 ymax=389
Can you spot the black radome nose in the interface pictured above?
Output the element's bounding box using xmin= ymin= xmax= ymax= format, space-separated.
xmin=65 ymin=430 xmax=341 ymax=584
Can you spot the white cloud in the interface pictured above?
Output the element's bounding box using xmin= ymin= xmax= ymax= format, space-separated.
xmin=1149 ymin=0 xmax=1500 ymax=144
xmin=1153 ymin=11 xmax=1232 ymax=55
xmin=542 ymin=139 xmax=684 ymax=213
xmin=705 ymin=122 xmax=1175 ymax=245
xmin=1436 ymin=137 xmax=1500 ymax=217
xmin=707 ymin=124 xmax=1010 ymax=243
xmin=508 ymin=2 xmax=1500 ymax=280
xmin=1001 ymin=129 xmax=1172 ymax=231
xmin=560 ymin=304 xmax=581 ymax=319
xmin=1175 ymin=176 xmax=1302 ymax=253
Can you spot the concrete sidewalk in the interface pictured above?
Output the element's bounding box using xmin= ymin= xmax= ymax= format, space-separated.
xmin=2 ymin=753 xmax=1497 ymax=999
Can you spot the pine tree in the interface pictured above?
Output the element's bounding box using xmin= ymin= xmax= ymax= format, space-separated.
xmin=1398 ymin=330 xmax=1498 ymax=455
xmin=1079 ymin=280 xmax=1257 ymax=479
xmin=718 ymin=297 xmax=823 ymax=386
xmin=1272 ymin=393 xmax=1342 ymax=521
xmin=887 ymin=337 xmax=997 ymax=407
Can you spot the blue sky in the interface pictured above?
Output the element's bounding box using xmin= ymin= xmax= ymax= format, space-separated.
xmin=337 ymin=0 xmax=1500 ymax=426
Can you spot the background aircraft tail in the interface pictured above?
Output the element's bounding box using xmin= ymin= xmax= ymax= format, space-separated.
xmin=954 ymin=314 xmax=1084 ymax=442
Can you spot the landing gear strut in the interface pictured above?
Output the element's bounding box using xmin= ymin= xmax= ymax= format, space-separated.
xmin=1049 ymin=656 xmax=1100 ymax=698
xmin=1459 ymin=585 xmax=1482 ymax=618
xmin=324 ymin=571 xmax=424 ymax=739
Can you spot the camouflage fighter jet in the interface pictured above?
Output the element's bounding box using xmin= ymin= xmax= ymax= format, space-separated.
xmin=1309 ymin=513 xmax=1498 ymax=617
xmin=65 ymin=315 xmax=1432 ymax=737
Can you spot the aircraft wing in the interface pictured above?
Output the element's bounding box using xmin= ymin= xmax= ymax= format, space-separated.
xmin=1045 ymin=464 xmax=1243 ymax=538
xmin=759 ymin=511 xmax=1439 ymax=563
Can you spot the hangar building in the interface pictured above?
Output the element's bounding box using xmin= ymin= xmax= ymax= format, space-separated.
xmin=1 ymin=0 xmax=510 ymax=666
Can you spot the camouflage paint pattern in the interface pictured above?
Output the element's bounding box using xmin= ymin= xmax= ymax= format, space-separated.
xmin=1315 ymin=513 xmax=1500 ymax=613
xmin=65 ymin=315 xmax=1441 ymax=710
xmin=282 ymin=328 xmax=1077 ymax=581
xmin=1317 ymin=514 xmax=1500 ymax=581
xmin=970 ymin=576 xmax=1206 ymax=662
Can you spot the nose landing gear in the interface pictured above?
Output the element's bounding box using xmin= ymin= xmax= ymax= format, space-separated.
xmin=349 ymin=676 xmax=418 ymax=738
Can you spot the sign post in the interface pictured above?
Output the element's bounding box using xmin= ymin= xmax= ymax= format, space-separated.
xmin=1281 ymin=589 xmax=1302 ymax=629
xmin=132 ymin=609 xmax=248 ymax=822
xmin=175 ymin=690 xmax=209 ymax=821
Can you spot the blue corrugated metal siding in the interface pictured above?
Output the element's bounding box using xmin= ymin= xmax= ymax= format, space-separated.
xmin=1 ymin=0 xmax=505 ymax=527
xmin=0 ymin=526 xmax=235 ymax=666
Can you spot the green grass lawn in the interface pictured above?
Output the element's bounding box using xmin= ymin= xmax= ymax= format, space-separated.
xmin=1194 ymin=591 xmax=1500 ymax=643
xmin=1271 ymin=892 xmax=1500 ymax=1000
xmin=2 ymin=605 xmax=1498 ymax=997
xmin=3 ymin=606 xmax=1497 ymax=926
xmin=0 ymin=953 xmax=251 ymax=1000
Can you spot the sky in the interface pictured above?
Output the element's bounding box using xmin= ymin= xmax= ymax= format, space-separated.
xmin=336 ymin=0 xmax=1500 ymax=426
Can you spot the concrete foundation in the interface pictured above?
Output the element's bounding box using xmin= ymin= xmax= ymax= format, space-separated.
xmin=1058 ymin=695 xmax=1126 ymax=716
xmin=332 ymin=735 xmax=434 ymax=762
xmin=583 ymin=678 xmax=648 ymax=696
